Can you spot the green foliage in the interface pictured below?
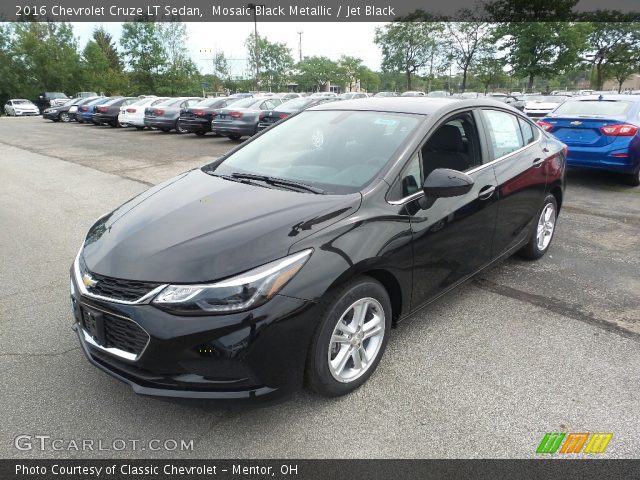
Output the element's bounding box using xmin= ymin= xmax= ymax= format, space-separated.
xmin=374 ymin=22 xmax=446 ymax=90
xmin=246 ymin=33 xmax=295 ymax=91
xmin=495 ymin=22 xmax=589 ymax=91
xmin=120 ymin=21 xmax=165 ymax=94
xmin=81 ymin=27 xmax=127 ymax=95
xmin=11 ymin=22 xmax=82 ymax=99
xmin=295 ymin=56 xmax=341 ymax=92
xmin=446 ymin=20 xmax=495 ymax=92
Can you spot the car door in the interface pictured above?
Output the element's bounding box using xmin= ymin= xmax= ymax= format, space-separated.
xmin=479 ymin=109 xmax=548 ymax=258
xmin=399 ymin=110 xmax=499 ymax=308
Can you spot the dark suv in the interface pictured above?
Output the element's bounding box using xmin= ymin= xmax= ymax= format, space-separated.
xmin=34 ymin=92 xmax=69 ymax=113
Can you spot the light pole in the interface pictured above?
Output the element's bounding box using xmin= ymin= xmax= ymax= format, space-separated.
xmin=297 ymin=31 xmax=303 ymax=62
xmin=247 ymin=4 xmax=259 ymax=91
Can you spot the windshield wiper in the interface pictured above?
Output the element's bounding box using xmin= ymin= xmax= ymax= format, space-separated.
xmin=230 ymin=173 xmax=325 ymax=194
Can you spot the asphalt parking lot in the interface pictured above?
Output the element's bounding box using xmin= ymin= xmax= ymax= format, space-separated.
xmin=1 ymin=116 xmax=639 ymax=459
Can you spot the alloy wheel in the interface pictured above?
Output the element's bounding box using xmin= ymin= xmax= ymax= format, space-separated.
xmin=327 ymin=297 xmax=385 ymax=383
xmin=536 ymin=203 xmax=556 ymax=251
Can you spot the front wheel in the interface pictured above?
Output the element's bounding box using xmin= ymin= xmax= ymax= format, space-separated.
xmin=519 ymin=194 xmax=558 ymax=260
xmin=306 ymin=278 xmax=391 ymax=397
xmin=59 ymin=112 xmax=70 ymax=122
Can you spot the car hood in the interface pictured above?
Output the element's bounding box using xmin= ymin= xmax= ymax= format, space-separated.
xmin=82 ymin=168 xmax=361 ymax=283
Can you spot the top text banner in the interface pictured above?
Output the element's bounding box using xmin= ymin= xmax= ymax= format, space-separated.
xmin=4 ymin=0 xmax=640 ymax=22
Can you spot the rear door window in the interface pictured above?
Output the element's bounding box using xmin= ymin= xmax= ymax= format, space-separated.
xmin=518 ymin=117 xmax=536 ymax=145
xmin=481 ymin=110 xmax=524 ymax=160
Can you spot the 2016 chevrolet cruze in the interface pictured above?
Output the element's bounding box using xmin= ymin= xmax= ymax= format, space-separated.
xmin=71 ymin=98 xmax=566 ymax=399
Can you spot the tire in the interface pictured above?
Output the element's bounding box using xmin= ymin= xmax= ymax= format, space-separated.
xmin=59 ymin=112 xmax=70 ymax=123
xmin=623 ymin=168 xmax=640 ymax=187
xmin=306 ymin=277 xmax=392 ymax=397
xmin=160 ymin=128 xmax=171 ymax=133
xmin=519 ymin=194 xmax=558 ymax=260
xmin=228 ymin=134 xmax=242 ymax=140
xmin=194 ymin=130 xmax=206 ymax=136
xmin=175 ymin=120 xmax=188 ymax=134
xmin=135 ymin=126 xmax=145 ymax=131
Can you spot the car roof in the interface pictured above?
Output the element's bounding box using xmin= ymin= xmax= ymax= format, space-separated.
xmin=308 ymin=97 xmax=526 ymax=116
xmin=570 ymin=94 xmax=640 ymax=102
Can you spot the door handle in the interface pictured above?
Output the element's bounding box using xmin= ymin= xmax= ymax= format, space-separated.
xmin=478 ymin=185 xmax=496 ymax=200
xmin=533 ymin=157 xmax=544 ymax=167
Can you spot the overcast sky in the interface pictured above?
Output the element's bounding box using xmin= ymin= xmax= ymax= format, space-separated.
xmin=72 ymin=22 xmax=386 ymax=76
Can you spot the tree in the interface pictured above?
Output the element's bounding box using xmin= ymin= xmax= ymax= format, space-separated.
xmin=474 ymin=52 xmax=507 ymax=93
xmin=295 ymin=56 xmax=340 ymax=92
xmin=446 ymin=13 xmax=494 ymax=92
xmin=120 ymin=21 xmax=165 ymax=94
xmin=246 ymin=33 xmax=294 ymax=91
xmin=0 ymin=24 xmax=20 ymax=108
xmin=606 ymin=43 xmax=640 ymax=92
xmin=581 ymin=23 xmax=640 ymax=90
xmin=156 ymin=22 xmax=201 ymax=95
xmin=494 ymin=22 xmax=588 ymax=91
xmin=82 ymin=27 xmax=127 ymax=94
xmin=374 ymin=22 xmax=446 ymax=90
xmin=12 ymin=22 xmax=82 ymax=98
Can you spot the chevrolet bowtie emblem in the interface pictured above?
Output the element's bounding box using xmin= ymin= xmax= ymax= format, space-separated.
xmin=82 ymin=273 xmax=98 ymax=288
xmin=570 ymin=121 xmax=582 ymax=126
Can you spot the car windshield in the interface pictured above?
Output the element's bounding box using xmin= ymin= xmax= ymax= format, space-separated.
xmin=206 ymin=110 xmax=421 ymax=194
xmin=552 ymin=100 xmax=632 ymax=117
xmin=14 ymin=99 xmax=31 ymax=104
xmin=62 ymin=98 xmax=79 ymax=106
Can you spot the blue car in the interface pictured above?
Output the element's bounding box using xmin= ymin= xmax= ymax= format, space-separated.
xmin=538 ymin=95 xmax=640 ymax=185
xmin=77 ymin=97 xmax=109 ymax=124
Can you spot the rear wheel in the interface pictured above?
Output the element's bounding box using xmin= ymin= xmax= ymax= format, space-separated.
xmin=175 ymin=120 xmax=188 ymax=134
xmin=519 ymin=195 xmax=558 ymax=260
xmin=306 ymin=277 xmax=391 ymax=397
xmin=228 ymin=134 xmax=242 ymax=140
xmin=623 ymin=169 xmax=640 ymax=187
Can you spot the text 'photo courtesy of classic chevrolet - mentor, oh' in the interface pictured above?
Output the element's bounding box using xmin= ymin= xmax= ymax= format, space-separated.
xmin=69 ymin=97 xmax=566 ymax=399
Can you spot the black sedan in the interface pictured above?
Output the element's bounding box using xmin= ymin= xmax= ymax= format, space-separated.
xmin=42 ymin=97 xmax=81 ymax=122
xmin=257 ymin=96 xmax=339 ymax=131
xmin=71 ymin=98 xmax=566 ymax=399
xmin=178 ymin=97 xmax=241 ymax=136
xmin=92 ymin=97 xmax=137 ymax=127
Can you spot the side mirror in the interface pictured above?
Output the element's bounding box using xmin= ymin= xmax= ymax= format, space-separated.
xmin=419 ymin=168 xmax=474 ymax=209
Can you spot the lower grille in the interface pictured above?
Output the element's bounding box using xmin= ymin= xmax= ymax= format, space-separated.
xmin=81 ymin=306 xmax=149 ymax=356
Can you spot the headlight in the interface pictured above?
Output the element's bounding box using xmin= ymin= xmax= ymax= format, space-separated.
xmin=152 ymin=249 xmax=313 ymax=314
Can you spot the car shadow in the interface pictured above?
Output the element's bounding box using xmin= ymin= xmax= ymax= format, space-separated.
xmin=566 ymin=167 xmax=633 ymax=189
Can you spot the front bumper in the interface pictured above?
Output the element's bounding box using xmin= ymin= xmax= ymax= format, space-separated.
xmin=43 ymin=111 xmax=59 ymax=120
xmin=70 ymin=269 xmax=318 ymax=399
xmin=15 ymin=111 xmax=40 ymax=116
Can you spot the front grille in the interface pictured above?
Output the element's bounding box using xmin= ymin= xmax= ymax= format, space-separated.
xmin=81 ymin=307 xmax=149 ymax=356
xmin=79 ymin=256 xmax=160 ymax=302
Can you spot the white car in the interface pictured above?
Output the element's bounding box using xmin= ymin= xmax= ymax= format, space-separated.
xmin=4 ymin=99 xmax=40 ymax=116
xmin=118 ymin=97 xmax=169 ymax=129
xmin=340 ymin=92 xmax=369 ymax=99
xmin=523 ymin=95 xmax=569 ymax=118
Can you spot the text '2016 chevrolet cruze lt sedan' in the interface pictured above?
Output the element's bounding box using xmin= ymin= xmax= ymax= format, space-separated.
xmin=70 ymin=98 xmax=566 ymax=399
